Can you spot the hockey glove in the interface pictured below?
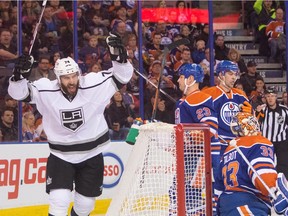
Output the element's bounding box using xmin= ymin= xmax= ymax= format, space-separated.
xmin=106 ymin=32 xmax=127 ymax=63
xmin=273 ymin=192 xmax=288 ymax=214
xmin=12 ymin=54 xmax=34 ymax=81
xmin=239 ymin=101 xmax=253 ymax=113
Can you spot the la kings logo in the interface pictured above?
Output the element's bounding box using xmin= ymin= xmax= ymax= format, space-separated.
xmin=60 ymin=108 xmax=84 ymax=132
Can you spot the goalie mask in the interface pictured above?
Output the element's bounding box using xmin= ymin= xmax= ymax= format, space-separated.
xmin=230 ymin=112 xmax=261 ymax=137
xmin=54 ymin=57 xmax=80 ymax=81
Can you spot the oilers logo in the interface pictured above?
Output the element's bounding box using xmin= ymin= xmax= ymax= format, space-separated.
xmin=220 ymin=102 xmax=239 ymax=126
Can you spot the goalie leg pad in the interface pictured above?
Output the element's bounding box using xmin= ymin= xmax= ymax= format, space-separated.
xmin=73 ymin=191 xmax=95 ymax=216
xmin=277 ymin=173 xmax=288 ymax=199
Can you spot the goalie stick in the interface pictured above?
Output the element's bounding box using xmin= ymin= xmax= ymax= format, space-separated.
xmin=28 ymin=0 xmax=47 ymax=55
xmin=218 ymin=136 xmax=276 ymax=200
xmin=151 ymin=38 xmax=190 ymax=120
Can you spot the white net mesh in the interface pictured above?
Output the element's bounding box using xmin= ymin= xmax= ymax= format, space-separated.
xmin=106 ymin=122 xmax=211 ymax=216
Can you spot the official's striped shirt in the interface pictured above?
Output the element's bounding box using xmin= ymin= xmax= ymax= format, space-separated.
xmin=257 ymin=103 xmax=288 ymax=142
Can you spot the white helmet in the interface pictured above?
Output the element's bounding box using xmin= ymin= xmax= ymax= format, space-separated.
xmin=54 ymin=57 xmax=80 ymax=79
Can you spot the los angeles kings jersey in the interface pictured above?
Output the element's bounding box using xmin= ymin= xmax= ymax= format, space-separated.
xmin=8 ymin=61 xmax=133 ymax=163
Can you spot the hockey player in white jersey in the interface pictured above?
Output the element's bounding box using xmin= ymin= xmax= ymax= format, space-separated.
xmin=8 ymin=33 xmax=133 ymax=216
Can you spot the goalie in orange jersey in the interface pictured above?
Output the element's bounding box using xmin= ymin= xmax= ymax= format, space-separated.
xmin=214 ymin=112 xmax=288 ymax=216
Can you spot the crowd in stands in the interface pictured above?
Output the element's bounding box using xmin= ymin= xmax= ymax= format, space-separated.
xmin=0 ymin=0 xmax=287 ymax=142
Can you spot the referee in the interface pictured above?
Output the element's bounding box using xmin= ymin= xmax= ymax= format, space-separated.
xmin=256 ymin=86 xmax=288 ymax=178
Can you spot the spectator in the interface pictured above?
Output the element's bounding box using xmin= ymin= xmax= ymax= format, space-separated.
xmin=239 ymin=60 xmax=263 ymax=97
xmin=173 ymin=47 xmax=192 ymax=72
xmin=113 ymin=20 xmax=130 ymax=40
xmin=0 ymin=107 xmax=18 ymax=142
xmin=144 ymin=93 xmax=172 ymax=123
xmin=41 ymin=5 xmax=60 ymax=39
xmin=253 ymin=0 xmax=277 ymax=57
xmin=169 ymin=33 xmax=186 ymax=64
xmin=256 ymin=86 xmax=288 ymax=178
xmin=22 ymin=111 xmax=38 ymax=142
xmin=58 ymin=19 xmax=73 ymax=57
xmin=145 ymin=32 xmax=164 ymax=58
xmin=78 ymin=35 xmax=108 ymax=70
xmin=227 ymin=48 xmax=247 ymax=73
xmin=199 ymin=62 xmax=210 ymax=90
xmin=22 ymin=0 xmax=41 ymax=19
xmin=106 ymin=91 xmax=134 ymax=140
xmin=50 ymin=51 xmax=64 ymax=69
xmin=200 ymin=47 xmax=221 ymax=76
xmin=108 ymin=0 xmax=123 ymax=21
xmin=120 ymin=84 xmax=139 ymax=118
xmin=88 ymin=62 xmax=102 ymax=74
xmin=214 ymin=34 xmax=230 ymax=60
xmin=4 ymin=93 xmax=18 ymax=127
xmin=110 ymin=6 xmax=134 ymax=33
xmin=76 ymin=7 xmax=91 ymax=42
xmin=154 ymin=0 xmax=169 ymax=23
xmin=250 ymin=76 xmax=266 ymax=103
xmin=195 ymin=23 xmax=209 ymax=45
xmin=180 ymin=24 xmax=195 ymax=51
xmin=175 ymin=0 xmax=189 ymax=23
xmin=266 ymin=7 xmax=285 ymax=63
xmin=0 ymin=1 xmax=13 ymax=23
xmin=89 ymin=13 xmax=109 ymax=38
xmin=85 ymin=1 xmax=109 ymax=27
xmin=192 ymin=39 xmax=206 ymax=64
xmin=0 ymin=29 xmax=17 ymax=67
xmin=29 ymin=55 xmax=56 ymax=81
xmin=233 ymin=79 xmax=244 ymax=91
xmin=281 ymin=91 xmax=287 ymax=107
xmin=125 ymin=33 xmax=138 ymax=56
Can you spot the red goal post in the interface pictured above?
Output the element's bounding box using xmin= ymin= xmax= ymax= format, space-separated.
xmin=106 ymin=122 xmax=213 ymax=216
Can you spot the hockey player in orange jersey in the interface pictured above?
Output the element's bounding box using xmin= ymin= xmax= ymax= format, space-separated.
xmin=202 ymin=60 xmax=251 ymax=158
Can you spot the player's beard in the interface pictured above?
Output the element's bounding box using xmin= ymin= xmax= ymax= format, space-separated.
xmin=61 ymin=80 xmax=79 ymax=98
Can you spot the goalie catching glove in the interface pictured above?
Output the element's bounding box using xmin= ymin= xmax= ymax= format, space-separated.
xmin=106 ymin=32 xmax=127 ymax=63
xmin=239 ymin=101 xmax=253 ymax=114
xmin=12 ymin=54 xmax=34 ymax=81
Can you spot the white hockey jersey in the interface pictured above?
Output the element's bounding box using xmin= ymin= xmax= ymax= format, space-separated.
xmin=8 ymin=61 xmax=133 ymax=163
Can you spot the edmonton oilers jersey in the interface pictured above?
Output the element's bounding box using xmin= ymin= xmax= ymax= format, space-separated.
xmin=202 ymin=86 xmax=248 ymax=141
xmin=175 ymin=90 xmax=220 ymax=158
xmin=215 ymin=135 xmax=277 ymax=207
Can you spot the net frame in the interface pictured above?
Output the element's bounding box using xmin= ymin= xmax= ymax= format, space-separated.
xmin=106 ymin=122 xmax=212 ymax=216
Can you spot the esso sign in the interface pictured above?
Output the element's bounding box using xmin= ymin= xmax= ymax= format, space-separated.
xmin=103 ymin=153 xmax=124 ymax=188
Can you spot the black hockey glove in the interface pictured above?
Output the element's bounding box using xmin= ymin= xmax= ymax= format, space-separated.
xmin=12 ymin=54 xmax=34 ymax=81
xmin=106 ymin=32 xmax=127 ymax=63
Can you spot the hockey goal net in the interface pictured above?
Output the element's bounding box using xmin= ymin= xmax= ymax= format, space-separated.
xmin=106 ymin=122 xmax=212 ymax=216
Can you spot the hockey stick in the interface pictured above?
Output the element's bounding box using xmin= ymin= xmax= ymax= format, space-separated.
xmin=133 ymin=67 xmax=176 ymax=103
xmin=151 ymin=38 xmax=189 ymax=120
xmin=218 ymin=136 xmax=276 ymax=199
xmin=28 ymin=0 xmax=48 ymax=55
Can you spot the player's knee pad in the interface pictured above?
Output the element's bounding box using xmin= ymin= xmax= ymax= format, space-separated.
xmin=49 ymin=189 xmax=71 ymax=216
xmin=73 ymin=192 xmax=95 ymax=216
